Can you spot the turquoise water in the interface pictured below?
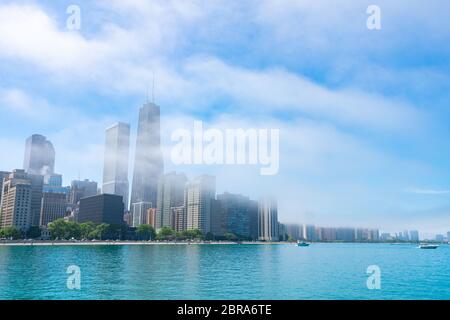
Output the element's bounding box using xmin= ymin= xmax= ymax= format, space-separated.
xmin=0 ymin=243 xmax=448 ymax=300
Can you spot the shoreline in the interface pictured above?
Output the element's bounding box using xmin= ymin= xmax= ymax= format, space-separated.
xmin=0 ymin=240 xmax=442 ymax=247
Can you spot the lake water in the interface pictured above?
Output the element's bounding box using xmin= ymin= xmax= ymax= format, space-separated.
xmin=0 ymin=243 xmax=448 ymax=300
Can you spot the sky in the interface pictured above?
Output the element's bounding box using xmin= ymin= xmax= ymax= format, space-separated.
xmin=0 ymin=0 xmax=449 ymax=238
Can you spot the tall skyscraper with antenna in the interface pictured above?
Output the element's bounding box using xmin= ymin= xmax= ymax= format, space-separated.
xmin=130 ymin=92 xmax=164 ymax=209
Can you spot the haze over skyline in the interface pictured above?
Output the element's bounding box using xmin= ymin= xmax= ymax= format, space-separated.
xmin=0 ymin=1 xmax=449 ymax=237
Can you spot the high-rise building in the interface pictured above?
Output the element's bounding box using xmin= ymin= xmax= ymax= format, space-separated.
xmin=409 ymin=230 xmax=420 ymax=242
xmin=132 ymin=201 xmax=153 ymax=227
xmin=303 ymin=225 xmax=316 ymax=241
xmin=40 ymin=192 xmax=67 ymax=226
xmin=102 ymin=122 xmax=130 ymax=211
xmin=435 ymin=234 xmax=444 ymax=242
xmin=0 ymin=171 xmax=10 ymax=208
xmin=156 ymin=172 xmax=187 ymax=230
xmin=447 ymin=231 xmax=450 ymax=241
xmin=78 ymin=194 xmax=124 ymax=225
xmin=23 ymin=134 xmax=55 ymax=175
xmin=130 ymin=102 xmax=163 ymax=208
xmin=147 ymin=208 xmax=157 ymax=228
xmin=214 ymin=192 xmax=258 ymax=239
xmin=171 ymin=206 xmax=185 ymax=232
xmin=185 ymin=175 xmax=216 ymax=234
xmin=258 ymin=197 xmax=279 ymax=241
xmin=0 ymin=170 xmax=32 ymax=232
xmin=336 ymin=227 xmax=356 ymax=242
xmin=69 ymin=179 xmax=98 ymax=205
xmin=284 ymin=223 xmax=303 ymax=240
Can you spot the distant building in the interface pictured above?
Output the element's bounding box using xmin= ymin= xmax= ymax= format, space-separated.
xmin=123 ymin=211 xmax=133 ymax=227
xmin=447 ymin=231 xmax=450 ymax=241
xmin=78 ymin=194 xmax=124 ymax=225
xmin=132 ymin=201 xmax=152 ymax=227
xmin=69 ymin=179 xmax=98 ymax=205
xmin=0 ymin=170 xmax=32 ymax=231
xmin=185 ymin=175 xmax=216 ymax=234
xmin=147 ymin=208 xmax=157 ymax=228
xmin=320 ymin=227 xmax=336 ymax=241
xmin=171 ymin=206 xmax=185 ymax=232
xmin=435 ymin=234 xmax=445 ymax=242
xmin=258 ymin=197 xmax=279 ymax=241
xmin=23 ymin=134 xmax=55 ymax=175
xmin=214 ymin=192 xmax=258 ymax=239
xmin=409 ymin=230 xmax=420 ymax=242
xmin=130 ymin=102 xmax=164 ymax=208
xmin=380 ymin=233 xmax=392 ymax=241
xmin=102 ymin=122 xmax=130 ymax=211
xmin=336 ymin=227 xmax=355 ymax=242
xmin=303 ymin=225 xmax=316 ymax=241
xmin=284 ymin=224 xmax=303 ymax=240
xmin=40 ymin=192 xmax=67 ymax=226
xmin=156 ymin=172 xmax=187 ymax=230
xmin=0 ymin=171 xmax=10 ymax=207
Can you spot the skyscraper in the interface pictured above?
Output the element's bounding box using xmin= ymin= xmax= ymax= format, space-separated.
xmin=103 ymin=122 xmax=130 ymax=210
xmin=130 ymin=102 xmax=163 ymax=208
xmin=23 ymin=134 xmax=55 ymax=175
xmin=131 ymin=201 xmax=153 ymax=227
xmin=0 ymin=170 xmax=42 ymax=230
xmin=69 ymin=179 xmax=98 ymax=205
xmin=258 ymin=197 xmax=279 ymax=241
xmin=185 ymin=175 xmax=216 ymax=234
xmin=0 ymin=171 xmax=10 ymax=208
xmin=40 ymin=192 xmax=67 ymax=226
xmin=156 ymin=172 xmax=187 ymax=230
xmin=213 ymin=192 xmax=258 ymax=239
xmin=78 ymin=194 xmax=124 ymax=225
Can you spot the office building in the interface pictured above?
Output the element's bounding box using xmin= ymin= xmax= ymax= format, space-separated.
xmin=258 ymin=197 xmax=279 ymax=241
xmin=156 ymin=172 xmax=187 ymax=230
xmin=78 ymin=194 xmax=124 ymax=225
xmin=69 ymin=179 xmax=98 ymax=205
xmin=130 ymin=102 xmax=164 ymax=207
xmin=214 ymin=192 xmax=258 ymax=239
xmin=0 ymin=171 xmax=10 ymax=207
xmin=409 ymin=230 xmax=420 ymax=242
xmin=23 ymin=134 xmax=55 ymax=175
xmin=40 ymin=192 xmax=67 ymax=226
xmin=171 ymin=206 xmax=185 ymax=232
xmin=185 ymin=175 xmax=216 ymax=234
xmin=132 ymin=201 xmax=152 ymax=227
xmin=102 ymin=122 xmax=130 ymax=210
xmin=303 ymin=225 xmax=316 ymax=241
xmin=147 ymin=208 xmax=157 ymax=228
xmin=0 ymin=170 xmax=32 ymax=232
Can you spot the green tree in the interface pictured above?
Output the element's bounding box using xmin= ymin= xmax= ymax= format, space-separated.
xmin=182 ymin=229 xmax=203 ymax=240
xmin=224 ymin=232 xmax=238 ymax=241
xmin=157 ymin=227 xmax=175 ymax=240
xmin=136 ymin=224 xmax=156 ymax=240
xmin=26 ymin=226 xmax=41 ymax=239
xmin=48 ymin=219 xmax=68 ymax=240
xmin=89 ymin=223 xmax=110 ymax=240
xmin=205 ymin=232 xmax=214 ymax=241
xmin=0 ymin=227 xmax=22 ymax=240
xmin=79 ymin=222 xmax=95 ymax=240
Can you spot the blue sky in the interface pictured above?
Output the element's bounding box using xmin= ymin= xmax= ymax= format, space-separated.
xmin=0 ymin=0 xmax=449 ymax=237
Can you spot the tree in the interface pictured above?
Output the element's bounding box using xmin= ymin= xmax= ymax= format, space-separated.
xmin=157 ymin=227 xmax=175 ymax=240
xmin=26 ymin=226 xmax=41 ymax=239
xmin=205 ymin=232 xmax=214 ymax=241
xmin=136 ymin=224 xmax=156 ymax=241
xmin=48 ymin=219 xmax=68 ymax=240
xmin=79 ymin=222 xmax=95 ymax=240
xmin=224 ymin=233 xmax=238 ymax=241
xmin=182 ymin=229 xmax=203 ymax=240
xmin=0 ymin=227 xmax=21 ymax=240
xmin=89 ymin=223 xmax=110 ymax=240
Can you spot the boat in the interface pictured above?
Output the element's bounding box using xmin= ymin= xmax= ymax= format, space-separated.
xmin=297 ymin=241 xmax=310 ymax=247
xmin=419 ymin=244 xmax=439 ymax=249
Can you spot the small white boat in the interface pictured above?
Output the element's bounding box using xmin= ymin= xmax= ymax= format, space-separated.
xmin=419 ymin=244 xmax=439 ymax=249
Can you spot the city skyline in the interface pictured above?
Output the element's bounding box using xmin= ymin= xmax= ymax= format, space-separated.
xmin=0 ymin=1 xmax=449 ymax=237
